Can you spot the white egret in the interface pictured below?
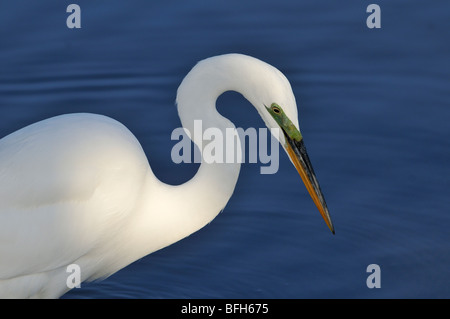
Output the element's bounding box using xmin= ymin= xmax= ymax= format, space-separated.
xmin=0 ymin=54 xmax=334 ymax=298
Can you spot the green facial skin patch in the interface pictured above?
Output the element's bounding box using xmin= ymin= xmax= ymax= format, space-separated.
xmin=266 ymin=103 xmax=303 ymax=142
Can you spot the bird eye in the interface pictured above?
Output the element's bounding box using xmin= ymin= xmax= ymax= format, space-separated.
xmin=271 ymin=105 xmax=281 ymax=114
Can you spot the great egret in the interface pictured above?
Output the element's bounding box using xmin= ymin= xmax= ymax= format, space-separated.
xmin=0 ymin=54 xmax=334 ymax=298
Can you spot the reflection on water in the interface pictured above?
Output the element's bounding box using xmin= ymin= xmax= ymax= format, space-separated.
xmin=0 ymin=0 xmax=449 ymax=298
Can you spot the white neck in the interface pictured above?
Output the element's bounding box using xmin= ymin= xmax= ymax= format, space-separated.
xmin=128 ymin=55 xmax=264 ymax=259
xmin=124 ymin=54 xmax=290 ymax=263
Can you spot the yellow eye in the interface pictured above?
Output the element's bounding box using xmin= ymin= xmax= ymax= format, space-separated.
xmin=271 ymin=105 xmax=281 ymax=114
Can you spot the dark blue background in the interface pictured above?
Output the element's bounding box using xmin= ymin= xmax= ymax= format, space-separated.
xmin=0 ymin=0 xmax=449 ymax=298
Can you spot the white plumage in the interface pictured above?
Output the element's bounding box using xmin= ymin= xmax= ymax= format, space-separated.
xmin=0 ymin=54 xmax=332 ymax=298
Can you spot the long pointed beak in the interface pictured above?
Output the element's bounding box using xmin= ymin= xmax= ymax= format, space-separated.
xmin=284 ymin=135 xmax=335 ymax=234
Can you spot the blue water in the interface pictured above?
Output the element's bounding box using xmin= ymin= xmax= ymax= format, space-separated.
xmin=1 ymin=0 xmax=449 ymax=298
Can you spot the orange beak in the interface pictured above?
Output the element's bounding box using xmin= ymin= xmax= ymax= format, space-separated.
xmin=285 ymin=137 xmax=335 ymax=234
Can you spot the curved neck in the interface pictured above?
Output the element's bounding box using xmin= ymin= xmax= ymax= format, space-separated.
xmin=96 ymin=54 xmax=298 ymax=278
xmin=171 ymin=55 xmax=276 ymax=225
xmin=170 ymin=56 xmax=248 ymax=232
xmin=131 ymin=56 xmax=267 ymax=255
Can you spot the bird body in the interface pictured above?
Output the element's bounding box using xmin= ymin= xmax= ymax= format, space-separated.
xmin=0 ymin=54 xmax=333 ymax=298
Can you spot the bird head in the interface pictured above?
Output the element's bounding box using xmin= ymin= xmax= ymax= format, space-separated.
xmin=264 ymin=102 xmax=334 ymax=234
xmin=240 ymin=58 xmax=335 ymax=234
